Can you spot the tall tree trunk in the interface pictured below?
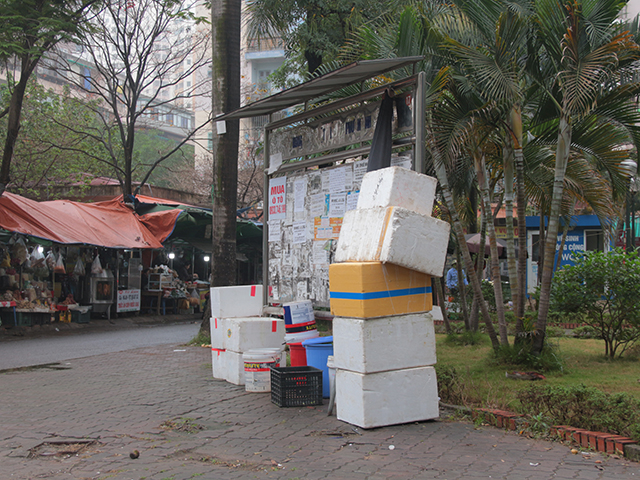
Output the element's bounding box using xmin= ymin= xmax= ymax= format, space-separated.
xmin=430 ymin=141 xmax=500 ymax=349
xmin=469 ymin=202 xmax=488 ymax=331
xmin=455 ymin=246 xmax=470 ymax=329
xmin=504 ymin=110 xmax=518 ymax=310
xmin=434 ymin=276 xmax=452 ymax=334
xmin=533 ymin=113 xmax=572 ymax=354
xmin=512 ymin=106 xmax=528 ymax=338
xmin=123 ymin=121 xmax=135 ymax=197
xmin=210 ymin=0 xmax=241 ymax=287
xmin=0 ymin=58 xmax=36 ymax=196
xmin=474 ymin=152 xmax=509 ymax=346
xmin=537 ymin=208 xmax=546 ymax=285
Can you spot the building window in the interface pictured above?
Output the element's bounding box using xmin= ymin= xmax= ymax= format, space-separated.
xmin=207 ymin=131 xmax=213 ymax=150
xmin=257 ymin=69 xmax=272 ymax=96
xmin=83 ymin=67 xmax=91 ymax=90
xmin=585 ymin=230 xmax=604 ymax=252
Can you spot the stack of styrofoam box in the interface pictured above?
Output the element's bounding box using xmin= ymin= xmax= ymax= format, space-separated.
xmin=209 ymin=285 xmax=286 ymax=385
xmin=330 ymin=167 xmax=450 ymax=429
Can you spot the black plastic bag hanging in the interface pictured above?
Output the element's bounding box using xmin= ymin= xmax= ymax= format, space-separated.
xmin=366 ymin=90 xmax=395 ymax=172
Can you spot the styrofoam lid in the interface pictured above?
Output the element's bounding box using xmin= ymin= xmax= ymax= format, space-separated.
xmin=302 ymin=335 xmax=333 ymax=346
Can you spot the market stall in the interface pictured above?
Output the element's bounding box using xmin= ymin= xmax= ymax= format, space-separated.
xmin=0 ymin=193 xmax=168 ymax=326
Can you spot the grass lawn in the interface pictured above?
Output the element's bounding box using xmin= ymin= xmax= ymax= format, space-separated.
xmin=435 ymin=333 xmax=640 ymax=411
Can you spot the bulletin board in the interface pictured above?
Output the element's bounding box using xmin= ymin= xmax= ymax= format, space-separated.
xmin=239 ymin=64 xmax=429 ymax=308
xmin=266 ymin=156 xmax=412 ymax=306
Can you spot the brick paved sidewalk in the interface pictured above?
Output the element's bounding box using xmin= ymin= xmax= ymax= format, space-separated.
xmin=1 ymin=343 xmax=638 ymax=480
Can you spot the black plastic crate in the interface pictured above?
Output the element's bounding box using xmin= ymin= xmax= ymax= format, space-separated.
xmin=71 ymin=309 xmax=91 ymax=323
xmin=270 ymin=366 xmax=323 ymax=408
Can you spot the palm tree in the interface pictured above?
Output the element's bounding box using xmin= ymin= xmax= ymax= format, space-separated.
xmin=444 ymin=0 xmax=534 ymax=329
xmin=531 ymin=0 xmax=640 ymax=354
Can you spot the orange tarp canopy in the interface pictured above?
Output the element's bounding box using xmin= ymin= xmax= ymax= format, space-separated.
xmin=0 ymin=192 xmax=181 ymax=249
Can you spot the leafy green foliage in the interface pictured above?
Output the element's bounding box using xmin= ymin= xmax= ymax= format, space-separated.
xmin=444 ymin=330 xmax=486 ymax=346
xmin=0 ymin=79 xmax=105 ymax=197
xmin=551 ymin=249 xmax=640 ymax=358
xmin=572 ymin=325 xmax=599 ymax=339
xmin=491 ymin=340 xmax=564 ymax=372
xmin=0 ymin=0 xmax=101 ymax=192
xmin=131 ymin=129 xmax=195 ymax=190
xmin=517 ymin=384 xmax=640 ymax=441
xmin=0 ymin=1 xmax=99 ymax=63
xmin=246 ymin=0 xmax=406 ymax=74
xmin=435 ymin=365 xmax=466 ymax=406
xmin=480 ymin=279 xmax=511 ymax=313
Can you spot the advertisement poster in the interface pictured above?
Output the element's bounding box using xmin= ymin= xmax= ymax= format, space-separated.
xmin=117 ymin=289 xmax=140 ymax=313
xmin=268 ymin=176 xmax=287 ymax=219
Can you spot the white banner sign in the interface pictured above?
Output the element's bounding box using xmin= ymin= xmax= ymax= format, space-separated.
xmin=117 ymin=289 xmax=140 ymax=313
xmin=268 ymin=176 xmax=287 ymax=219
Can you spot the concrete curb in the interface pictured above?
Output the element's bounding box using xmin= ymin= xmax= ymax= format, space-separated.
xmin=0 ymin=312 xmax=203 ymax=342
xmin=441 ymin=403 xmax=638 ymax=461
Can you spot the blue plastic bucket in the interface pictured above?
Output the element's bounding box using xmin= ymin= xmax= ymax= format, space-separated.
xmin=302 ymin=336 xmax=333 ymax=398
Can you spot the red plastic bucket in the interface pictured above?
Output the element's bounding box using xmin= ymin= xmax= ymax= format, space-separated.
xmin=288 ymin=342 xmax=307 ymax=367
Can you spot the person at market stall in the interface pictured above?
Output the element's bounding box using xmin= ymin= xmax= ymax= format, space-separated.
xmin=173 ymin=253 xmax=191 ymax=282
xmin=152 ymin=252 xmax=169 ymax=268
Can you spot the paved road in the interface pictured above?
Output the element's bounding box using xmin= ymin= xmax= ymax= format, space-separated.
xmin=0 ymin=322 xmax=200 ymax=370
xmin=1 ymin=341 xmax=638 ymax=480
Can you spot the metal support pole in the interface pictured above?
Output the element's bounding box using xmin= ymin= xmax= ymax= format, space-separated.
xmin=262 ymin=118 xmax=272 ymax=308
xmin=414 ymin=71 xmax=426 ymax=174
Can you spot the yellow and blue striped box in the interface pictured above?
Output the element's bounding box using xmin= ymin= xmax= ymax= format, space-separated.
xmin=329 ymin=262 xmax=432 ymax=318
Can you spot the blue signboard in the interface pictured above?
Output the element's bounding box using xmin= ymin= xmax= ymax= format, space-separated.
xmin=555 ymin=231 xmax=584 ymax=268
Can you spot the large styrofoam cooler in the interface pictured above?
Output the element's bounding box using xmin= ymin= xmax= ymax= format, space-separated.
xmin=211 ymin=316 xmax=285 ymax=351
xmin=210 ymin=285 xmax=263 ymax=318
xmin=336 ymin=366 xmax=439 ymax=428
xmin=225 ymin=317 xmax=285 ymax=352
xmin=333 ymin=313 xmax=436 ymax=374
xmin=226 ymin=351 xmax=246 ymax=385
xmin=357 ymin=167 xmax=437 ymax=217
xmin=211 ymin=348 xmax=226 ymax=379
xmin=335 ymin=207 xmax=450 ymax=277
xmin=431 ymin=305 xmax=443 ymax=322
xmin=329 ymin=262 xmax=432 ymax=318
xmin=210 ymin=316 xmax=225 ymax=349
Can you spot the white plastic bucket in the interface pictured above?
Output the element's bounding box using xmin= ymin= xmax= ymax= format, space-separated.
xmin=250 ymin=347 xmax=285 ymax=367
xmin=285 ymin=328 xmax=319 ymax=345
xmin=243 ymin=350 xmax=280 ymax=392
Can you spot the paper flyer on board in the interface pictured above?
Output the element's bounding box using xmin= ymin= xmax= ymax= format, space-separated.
xmin=294 ymin=179 xmax=306 ymax=212
xmin=292 ymin=221 xmax=307 ymax=244
xmin=268 ymin=176 xmax=287 ymax=219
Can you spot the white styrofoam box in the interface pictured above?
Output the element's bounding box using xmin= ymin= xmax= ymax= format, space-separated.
xmin=211 ymin=348 xmax=226 ymax=379
xmin=335 ymin=207 xmax=450 ymax=277
xmin=225 ymin=350 xmax=245 ymax=385
xmin=210 ymin=317 xmax=226 ymax=349
xmin=283 ymin=300 xmax=314 ymax=325
xmin=431 ymin=305 xmax=443 ymax=321
xmin=225 ymin=317 xmax=285 ymax=352
xmin=333 ymin=313 xmax=436 ymax=374
xmin=357 ymin=167 xmax=437 ymax=217
xmin=336 ymin=366 xmax=439 ymax=429
xmin=210 ymin=285 xmax=263 ymax=318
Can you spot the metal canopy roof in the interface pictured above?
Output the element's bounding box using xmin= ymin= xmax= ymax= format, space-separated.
xmin=216 ymin=56 xmax=424 ymax=121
